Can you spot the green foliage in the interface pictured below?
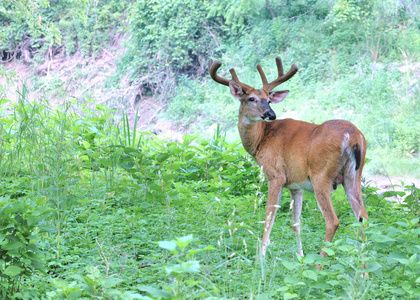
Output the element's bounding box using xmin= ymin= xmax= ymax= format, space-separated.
xmin=127 ymin=0 xmax=211 ymax=70
xmin=327 ymin=0 xmax=373 ymax=25
xmin=1 ymin=1 xmax=420 ymax=296
xmin=140 ymin=234 xmax=215 ymax=298
xmin=0 ymin=66 xmax=17 ymax=97
xmin=0 ymin=91 xmax=419 ymax=298
xmin=117 ymin=0 xmax=219 ymax=96
xmin=207 ymin=0 xmax=261 ymax=32
xmin=0 ymin=195 xmax=51 ymax=298
xmin=0 ymin=0 xmax=128 ymax=62
xmin=165 ymin=75 xmax=237 ymax=130
xmin=0 ymin=0 xmax=61 ymax=48
xmin=53 ymin=0 xmax=129 ymax=57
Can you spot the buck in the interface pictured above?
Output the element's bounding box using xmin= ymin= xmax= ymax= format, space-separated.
xmin=209 ymin=56 xmax=368 ymax=260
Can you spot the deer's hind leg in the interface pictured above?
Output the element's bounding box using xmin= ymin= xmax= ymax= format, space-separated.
xmin=311 ymin=175 xmax=340 ymax=258
xmin=343 ymin=166 xmax=368 ymax=222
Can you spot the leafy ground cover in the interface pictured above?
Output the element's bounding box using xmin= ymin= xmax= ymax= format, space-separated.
xmin=0 ymin=95 xmax=419 ymax=299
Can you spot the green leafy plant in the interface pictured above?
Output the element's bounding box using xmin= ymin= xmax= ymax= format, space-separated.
xmin=138 ymin=235 xmax=215 ymax=299
xmin=0 ymin=195 xmax=53 ymax=298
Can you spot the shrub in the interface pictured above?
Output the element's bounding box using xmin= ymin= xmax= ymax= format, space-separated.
xmin=0 ymin=195 xmax=53 ymax=298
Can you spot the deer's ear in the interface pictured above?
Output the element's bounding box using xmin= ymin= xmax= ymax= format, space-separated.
xmin=268 ymin=90 xmax=289 ymax=103
xmin=229 ymin=81 xmax=244 ymax=99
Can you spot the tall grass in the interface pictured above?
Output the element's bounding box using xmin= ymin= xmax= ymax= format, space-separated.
xmin=1 ymin=80 xmax=419 ymax=299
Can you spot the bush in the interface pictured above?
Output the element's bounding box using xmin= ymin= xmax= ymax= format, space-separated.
xmin=0 ymin=195 xmax=52 ymax=298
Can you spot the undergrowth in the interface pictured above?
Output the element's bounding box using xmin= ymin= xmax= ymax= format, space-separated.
xmin=0 ymin=93 xmax=419 ymax=299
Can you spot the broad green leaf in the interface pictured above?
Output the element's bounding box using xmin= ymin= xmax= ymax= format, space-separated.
xmin=383 ymin=191 xmax=405 ymax=197
xmin=371 ymin=234 xmax=395 ymax=244
xmin=165 ymin=261 xmax=201 ymax=275
xmin=303 ymin=255 xmax=315 ymax=264
xmin=276 ymin=286 xmax=289 ymax=292
xmin=321 ymin=247 xmax=335 ymax=256
xmin=104 ymin=277 xmax=124 ymax=288
xmin=392 ymin=258 xmax=410 ymax=266
xmin=0 ymin=233 xmax=5 ymax=243
xmin=388 ymin=252 xmax=406 ymax=264
xmin=4 ymin=265 xmax=22 ymax=277
xmin=327 ymin=280 xmax=340 ymax=286
xmin=137 ymin=286 xmax=173 ymax=299
xmin=67 ymin=290 xmax=82 ymax=300
xmin=124 ymin=146 xmax=138 ymax=154
xmin=120 ymin=160 xmax=134 ymax=169
xmin=409 ymin=218 xmax=419 ymax=226
xmin=364 ymin=261 xmax=382 ymax=272
xmin=395 ymin=221 xmax=410 ymax=228
xmin=281 ymin=260 xmax=300 ymax=271
xmin=175 ymin=234 xmax=193 ymax=251
xmin=51 ymin=278 xmax=69 ymax=289
xmin=165 ymin=263 xmax=182 ymax=275
xmin=184 ymin=152 xmax=195 ymax=160
xmin=304 ymin=254 xmax=324 ymax=265
xmin=302 ymin=270 xmax=318 ymax=281
xmin=330 ymin=263 xmax=346 ymax=271
xmin=3 ymin=241 xmax=24 ymax=251
xmin=157 ymin=241 xmax=178 ymax=255
xmin=39 ymin=225 xmax=58 ymax=233
xmin=122 ymin=292 xmax=151 ymax=300
xmin=284 ymin=276 xmax=304 ymax=285
xmin=156 ymin=153 xmax=170 ymax=163
xmin=401 ymin=281 xmax=412 ymax=292
xmin=162 ymin=172 xmax=177 ymax=182
xmin=82 ymin=141 xmax=90 ymax=149
xmin=185 ymin=279 xmax=201 ymax=286
xmin=88 ymin=126 xmax=98 ymax=133
xmin=409 ymin=253 xmax=418 ymax=266
xmin=284 ymin=292 xmax=298 ymax=299
xmin=31 ymin=260 xmax=44 ymax=271
xmin=182 ymin=260 xmax=200 ymax=273
xmin=338 ymin=245 xmax=354 ymax=252
xmin=186 ymin=245 xmax=216 ymax=258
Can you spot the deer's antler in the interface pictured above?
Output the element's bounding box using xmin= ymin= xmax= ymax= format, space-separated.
xmin=209 ymin=59 xmax=254 ymax=94
xmin=257 ymin=57 xmax=298 ymax=93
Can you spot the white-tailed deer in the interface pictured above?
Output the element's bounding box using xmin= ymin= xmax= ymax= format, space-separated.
xmin=209 ymin=57 xmax=368 ymax=260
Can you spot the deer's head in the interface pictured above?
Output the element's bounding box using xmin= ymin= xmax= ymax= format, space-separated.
xmin=209 ymin=57 xmax=298 ymax=123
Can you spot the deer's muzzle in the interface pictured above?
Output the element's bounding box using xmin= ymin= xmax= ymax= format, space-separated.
xmin=261 ymin=99 xmax=276 ymax=121
xmin=262 ymin=110 xmax=276 ymax=121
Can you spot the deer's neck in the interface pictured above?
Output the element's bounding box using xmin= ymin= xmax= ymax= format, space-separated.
xmin=238 ymin=117 xmax=267 ymax=158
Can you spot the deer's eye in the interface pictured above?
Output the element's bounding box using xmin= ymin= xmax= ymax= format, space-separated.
xmin=248 ymin=97 xmax=255 ymax=102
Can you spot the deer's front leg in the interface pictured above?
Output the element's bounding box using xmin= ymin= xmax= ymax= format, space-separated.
xmin=261 ymin=177 xmax=285 ymax=256
xmin=290 ymin=189 xmax=304 ymax=257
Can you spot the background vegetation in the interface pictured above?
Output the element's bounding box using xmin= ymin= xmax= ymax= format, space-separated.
xmin=1 ymin=0 xmax=420 ymax=298
xmin=0 ymin=95 xmax=419 ymax=299
xmin=2 ymin=0 xmax=419 ymax=175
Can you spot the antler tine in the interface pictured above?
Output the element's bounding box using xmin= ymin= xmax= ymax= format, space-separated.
xmin=229 ymin=68 xmax=239 ymax=82
xmin=256 ymin=64 xmax=269 ymax=89
xmin=229 ymin=68 xmax=253 ymax=94
xmin=275 ymin=56 xmax=284 ymax=77
xmin=209 ymin=59 xmax=230 ymax=86
xmin=208 ymin=59 xmax=254 ymax=93
xmin=265 ymin=56 xmax=298 ymax=92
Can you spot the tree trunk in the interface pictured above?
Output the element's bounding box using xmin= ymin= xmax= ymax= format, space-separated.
xmin=266 ymin=0 xmax=275 ymax=19
xmin=400 ymin=0 xmax=415 ymax=16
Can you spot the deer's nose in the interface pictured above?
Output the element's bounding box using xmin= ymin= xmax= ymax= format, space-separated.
xmin=262 ymin=110 xmax=276 ymax=121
